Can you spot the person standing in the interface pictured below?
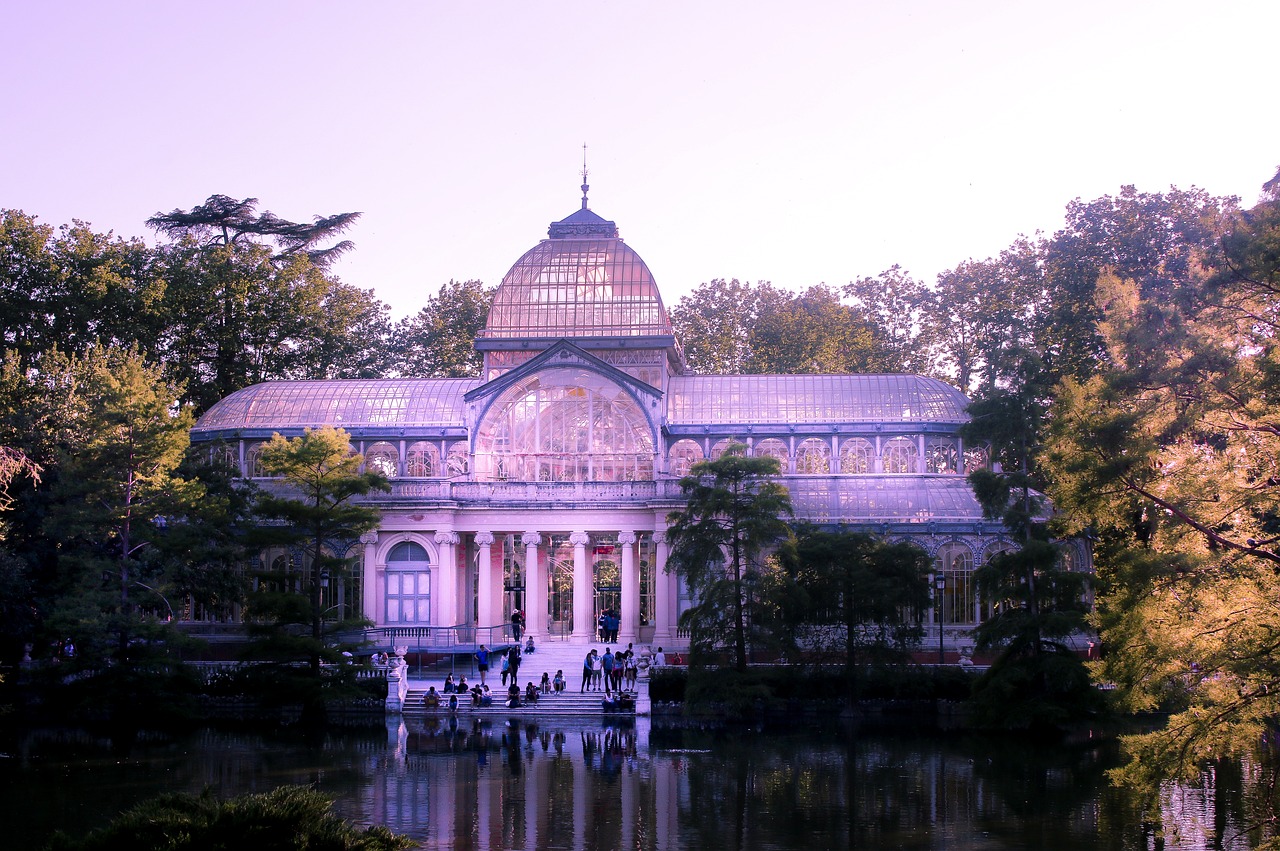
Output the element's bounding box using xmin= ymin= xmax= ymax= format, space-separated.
xmin=475 ymin=644 xmax=490 ymax=686
xmin=654 ymin=646 xmax=666 ymax=667
xmin=602 ymin=647 xmax=615 ymax=695
xmin=508 ymin=645 xmax=521 ymax=688
xmin=511 ymin=609 xmax=524 ymax=641
xmin=581 ymin=649 xmax=596 ymax=692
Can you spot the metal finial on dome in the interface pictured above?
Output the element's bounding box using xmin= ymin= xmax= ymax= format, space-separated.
xmin=580 ymin=143 xmax=590 ymax=209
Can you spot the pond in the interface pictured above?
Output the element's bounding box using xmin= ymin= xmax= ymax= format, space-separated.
xmin=0 ymin=716 xmax=1261 ymax=850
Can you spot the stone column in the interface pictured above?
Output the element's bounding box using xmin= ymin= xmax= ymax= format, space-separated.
xmin=652 ymin=530 xmax=674 ymax=645
xmin=618 ymin=531 xmax=638 ymax=645
xmin=476 ymin=531 xmax=495 ymax=634
xmin=434 ymin=531 xmax=458 ymax=632
xmin=360 ymin=530 xmax=379 ymax=623
xmin=570 ymin=531 xmax=591 ymax=640
xmin=522 ymin=531 xmax=543 ymax=640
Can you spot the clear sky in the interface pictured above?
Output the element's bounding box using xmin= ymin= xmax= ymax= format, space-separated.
xmin=3 ymin=1 xmax=1277 ymax=320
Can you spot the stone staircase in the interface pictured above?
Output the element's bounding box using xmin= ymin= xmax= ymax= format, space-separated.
xmin=401 ymin=639 xmax=647 ymax=717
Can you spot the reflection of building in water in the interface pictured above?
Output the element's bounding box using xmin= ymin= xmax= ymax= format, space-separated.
xmin=357 ymin=719 xmax=1111 ymax=849
xmin=191 ymin=187 xmax=1085 ymax=655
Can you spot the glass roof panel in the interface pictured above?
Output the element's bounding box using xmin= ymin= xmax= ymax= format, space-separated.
xmin=667 ymin=375 xmax=970 ymax=425
xmin=786 ymin=476 xmax=987 ymax=523
xmin=193 ymin=379 xmax=481 ymax=433
xmin=482 ymin=238 xmax=672 ymax=338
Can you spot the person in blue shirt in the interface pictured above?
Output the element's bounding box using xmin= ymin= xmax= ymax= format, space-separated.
xmin=601 ymin=648 xmax=615 ymax=695
xmin=475 ymin=644 xmax=490 ymax=686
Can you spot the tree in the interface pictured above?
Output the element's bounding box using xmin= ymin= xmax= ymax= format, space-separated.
xmin=843 ymin=265 xmax=933 ymax=374
xmin=39 ymin=345 xmax=202 ymax=664
xmin=1040 ymin=170 xmax=1280 ymax=790
xmin=783 ymin=527 xmax=930 ymax=703
xmin=0 ymin=211 xmax=164 ymax=362
xmin=746 ymin=284 xmax=883 ymax=374
xmin=926 ymin=238 xmax=1045 ymax=394
xmin=390 ymin=279 xmax=493 ymax=377
xmin=666 ymin=443 xmax=792 ymax=671
xmin=148 ymin=196 xmax=389 ymax=411
xmin=670 ymin=279 xmax=759 ymax=374
xmin=249 ymin=427 xmax=388 ymax=680
xmin=147 ymin=194 xmax=360 ymax=270
xmin=153 ymin=239 xmax=392 ymax=411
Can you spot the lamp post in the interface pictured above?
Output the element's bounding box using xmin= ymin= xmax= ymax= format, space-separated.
xmin=935 ymin=573 xmax=947 ymax=665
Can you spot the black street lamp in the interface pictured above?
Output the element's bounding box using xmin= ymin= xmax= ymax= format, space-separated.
xmin=935 ymin=573 xmax=947 ymax=665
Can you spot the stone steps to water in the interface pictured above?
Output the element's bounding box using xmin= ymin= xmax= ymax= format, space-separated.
xmin=402 ymin=639 xmax=648 ymax=717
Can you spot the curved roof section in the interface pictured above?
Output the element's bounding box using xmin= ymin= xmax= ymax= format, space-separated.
xmin=192 ymin=379 xmax=481 ymax=434
xmin=788 ymin=476 xmax=993 ymax=523
xmin=482 ymin=206 xmax=673 ymax=339
xmin=666 ymin=375 xmax=970 ymax=425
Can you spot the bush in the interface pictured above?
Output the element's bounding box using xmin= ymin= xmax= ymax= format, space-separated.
xmin=45 ymin=785 xmax=412 ymax=850
xmin=669 ymin=664 xmax=980 ymax=717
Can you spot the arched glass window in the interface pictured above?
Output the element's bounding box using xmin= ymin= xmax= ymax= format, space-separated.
xmin=405 ymin=442 xmax=439 ymax=477
xmin=365 ymin=441 xmax=398 ymax=478
xmin=882 ymin=437 xmax=918 ymax=474
xmin=935 ymin=542 xmax=976 ymax=625
xmin=795 ymin=438 xmax=831 ymax=474
xmin=385 ymin=541 xmax=431 ymax=624
xmin=925 ymin=438 xmax=958 ymax=474
xmin=245 ymin=442 xmax=270 ymax=478
xmin=472 ymin=368 xmax=655 ymax=482
xmin=709 ymin=438 xmax=737 ymax=461
xmin=839 ymin=438 xmax=874 ymax=474
xmin=446 ymin=442 xmax=469 ymax=477
xmin=669 ymin=439 xmax=705 ymax=478
xmin=964 ymin=445 xmax=989 ymax=473
xmin=754 ymin=438 xmax=789 ymax=472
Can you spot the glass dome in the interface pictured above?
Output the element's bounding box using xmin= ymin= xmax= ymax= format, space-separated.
xmin=666 ymin=374 xmax=971 ymax=425
xmin=481 ymin=206 xmax=672 ymax=339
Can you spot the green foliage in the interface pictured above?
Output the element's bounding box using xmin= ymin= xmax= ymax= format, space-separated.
xmin=781 ymin=527 xmax=931 ymax=695
xmin=45 ymin=785 xmax=413 ymax=851
xmin=154 ymin=240 xmax=392 ymax=412
xmin=666 ymin=444 xmax=792 ymax=671
xmin=1039 ymin=170 xmax=1280 ymax=793
xmin=672 ymin=665 xmax=977 ymax=717
xmin=968 ymin=540 xmax=1103 ymax=730
xmin=390 ymin=279 xmax=492 ymax=377
xmin=248 ymin=427 xmax=388 ymax=682
xmin=33 ymin=345 xmax=202 ymax=663
xmin=147 ymin=194 xmax=361 ymax=269
xmin=670 ymin=279 xmax=898 ymax=375
xmin=0 ymin=210 xmax=165 ymax=364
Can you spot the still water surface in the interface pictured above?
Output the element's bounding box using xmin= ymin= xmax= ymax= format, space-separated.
xmin=0 ymin=716 xmax=1258 ymax=850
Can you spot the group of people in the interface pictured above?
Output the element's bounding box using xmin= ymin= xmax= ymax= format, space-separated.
xmin=597 ymin=609 xmax=621 ymax=643
xmin=580 ymin=645 xmax=639 ymax=694
xmin=431 ymin=660 xmax=569 ymax=711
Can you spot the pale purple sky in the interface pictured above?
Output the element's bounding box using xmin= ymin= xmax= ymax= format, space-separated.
xmin=4 ymin=1 xmax=1277 ymax=319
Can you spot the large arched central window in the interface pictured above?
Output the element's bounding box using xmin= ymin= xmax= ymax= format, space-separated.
xmin=474 ymin=368 xmax=655 ymax=482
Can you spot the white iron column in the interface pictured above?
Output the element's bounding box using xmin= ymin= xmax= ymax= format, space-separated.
xmin=652 ymin=530 xmax=674 ymax=645
xmin=360 ymin=530 xmax=379 ymax=623
xmin=619 ymin=531 xmax=638 ymax=644
xmin=570 ymin=531 xmax=591 ymax=640
xmin=476 ymin=531 xmax=495 ymax=631
xmin=522 ymin=531 xmax=543 ymax=639
xmin=434 ymin=531 xmax=458 ymax=629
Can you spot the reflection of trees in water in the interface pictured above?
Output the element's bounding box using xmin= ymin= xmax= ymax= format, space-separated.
xmin=9 ymin=722 xmax=1276 ymax=850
